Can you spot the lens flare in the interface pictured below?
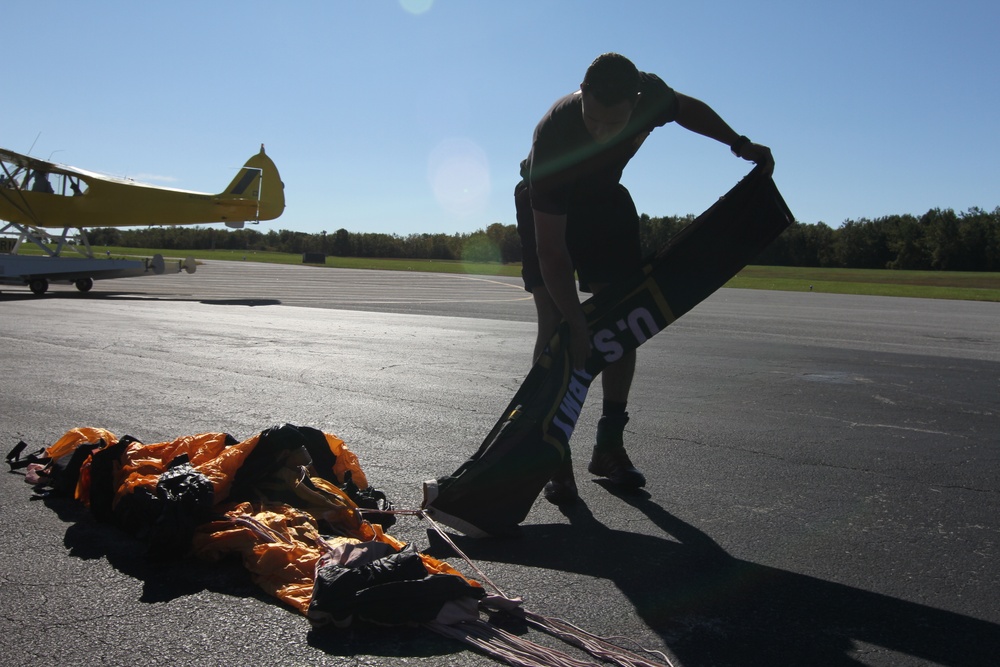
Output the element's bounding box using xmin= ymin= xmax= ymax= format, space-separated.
xmin=427 ymin=138 xmax=491 ymax=219
xmin=400 ymin=0 xmax=433 ymax=15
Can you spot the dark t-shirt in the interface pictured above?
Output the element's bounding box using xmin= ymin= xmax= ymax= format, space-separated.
xmin=520 ymin=72 xmax=679 ymax=216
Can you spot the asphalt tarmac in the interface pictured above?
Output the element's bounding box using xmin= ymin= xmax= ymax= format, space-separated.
xmin=2 ymin=261 xmax=998 ymax=667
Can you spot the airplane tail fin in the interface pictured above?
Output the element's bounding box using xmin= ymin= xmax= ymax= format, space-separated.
xmin=222 ymin=145 xmax=285 ymax=221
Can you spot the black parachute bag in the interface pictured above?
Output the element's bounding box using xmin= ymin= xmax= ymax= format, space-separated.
xmin=422 ymin=167 xmax=794 ymax=537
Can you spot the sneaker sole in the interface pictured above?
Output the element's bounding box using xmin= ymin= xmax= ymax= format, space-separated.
xmin=587 ymin=464 xmax=646 ymax=489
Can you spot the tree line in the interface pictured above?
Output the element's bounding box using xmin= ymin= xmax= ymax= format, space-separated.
xmin=87 ymin=222 xmax=523 ymax=264
xmin=87 ymin=205 xmax=1000 ymax=271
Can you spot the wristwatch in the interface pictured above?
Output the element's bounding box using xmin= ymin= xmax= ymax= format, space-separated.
xmin=730 ymin=135 xmax=751 ymax=157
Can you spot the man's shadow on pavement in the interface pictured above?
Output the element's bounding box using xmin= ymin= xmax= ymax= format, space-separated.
xmin=432 ymin=485 xmax=999 ymax=667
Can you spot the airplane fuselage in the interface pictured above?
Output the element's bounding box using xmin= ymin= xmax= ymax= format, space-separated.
xmin=0 ymin=145 xmax=284 ymax=295
xmin=7 ymin=180 xmax=260 ymax=228
xmin=0 ymin=145 xmax=284 ymax=229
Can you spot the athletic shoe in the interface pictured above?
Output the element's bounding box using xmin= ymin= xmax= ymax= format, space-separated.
xmin=587 ymin=446 xmax=646 ymax=489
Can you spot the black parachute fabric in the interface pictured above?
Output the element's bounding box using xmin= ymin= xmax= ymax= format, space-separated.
xmin=422 ymin=166 xmax=795 ymax=537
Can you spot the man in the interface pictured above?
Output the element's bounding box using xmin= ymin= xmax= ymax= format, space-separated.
xmin=515 ymin=53 xmax=774 ymax=504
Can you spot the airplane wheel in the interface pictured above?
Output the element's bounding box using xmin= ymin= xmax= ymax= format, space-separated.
xmin=29 ymin=278 xmax=49 ymax=296
xmin=75 ymin=277 xmax=94 ymax=293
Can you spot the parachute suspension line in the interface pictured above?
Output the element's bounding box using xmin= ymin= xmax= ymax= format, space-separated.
xmin=519 ymin=611 xmax=676 ymax=667
xmin=358 ymin=506 xmax=514 ymax=599
xmin=357 ymin=508 xmax=677 ymax=667
xmin=426 ymin=618 xmax=602 ymax=667
xmin=231 ymin=514 xmax=295 ymax=545
xmin=419 ymin=508 xmax=512 ymax=599
xmin=429 ymin=602 xmax=677 ymax=667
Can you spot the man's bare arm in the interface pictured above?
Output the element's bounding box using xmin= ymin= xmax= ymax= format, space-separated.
xmin=534 ymin=209 xmax=591 ymax=369
xmin=674 ymin=92 xmax=774 ymax=175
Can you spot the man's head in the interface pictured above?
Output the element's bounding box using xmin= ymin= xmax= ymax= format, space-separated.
xmin=580 ymin=53 xmax=640 ymax=144
xmin=580 ymin=53 xmax=640 ymax=106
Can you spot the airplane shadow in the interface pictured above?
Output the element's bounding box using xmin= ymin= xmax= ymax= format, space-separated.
xmin=0 ymin=291 xmax=282 ymax=307
xmin=427 ymin=486 xmax=1000 ymax=667
xmin=197 ymin=298 xmax=283 ymax=307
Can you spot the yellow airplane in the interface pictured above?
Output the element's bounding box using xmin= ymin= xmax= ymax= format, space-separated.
xmin=0 ymin=145 xmax=284 ymax=295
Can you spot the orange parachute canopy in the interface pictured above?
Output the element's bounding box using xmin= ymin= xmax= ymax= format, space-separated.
xmin=10 ymin=423 xmax=482 ymax=626
xmin=8 ymin=423 xmax=675 ymax=666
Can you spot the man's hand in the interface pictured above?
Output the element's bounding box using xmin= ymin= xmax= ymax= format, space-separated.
xmin=740 ymin=142 xmax=774 ymax=176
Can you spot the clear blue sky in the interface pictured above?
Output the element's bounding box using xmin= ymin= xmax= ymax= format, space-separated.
xmin=6 ymin=1 xmax=998 ymax=236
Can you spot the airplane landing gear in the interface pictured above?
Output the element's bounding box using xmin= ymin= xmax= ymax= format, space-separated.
xmin=75 ymin=277 xmax=94 ymax=293
xmin=29 ymin=278 xmax=49 ymax=296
